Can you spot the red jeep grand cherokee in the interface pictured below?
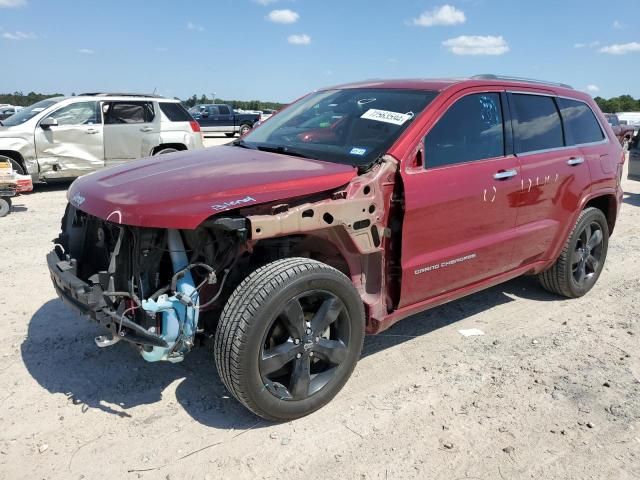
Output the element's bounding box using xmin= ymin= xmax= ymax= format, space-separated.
xmin=48 ymin=76 xmax=625 ymax=420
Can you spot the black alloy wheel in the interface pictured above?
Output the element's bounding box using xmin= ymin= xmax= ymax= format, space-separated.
xmin=214 ymin=258 xmax=365 ymax=421
xmin=259 ymin=291 xmax=351 ymax=401
xmin=571 ymin=220 xmax=604 ymax=288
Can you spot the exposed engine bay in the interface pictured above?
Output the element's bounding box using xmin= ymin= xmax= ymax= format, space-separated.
xmin=50 ymin=207 xmax=246 ymax=362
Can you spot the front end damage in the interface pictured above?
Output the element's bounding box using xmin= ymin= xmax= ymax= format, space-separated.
xmin=48 ymin=156 xmax=400 ymax=362
xmin=48 ymin=208 xmax=245 ymax=362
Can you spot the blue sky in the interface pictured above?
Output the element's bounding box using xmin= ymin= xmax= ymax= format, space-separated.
xmin=2 ymin=0 xmax=640 ymax=102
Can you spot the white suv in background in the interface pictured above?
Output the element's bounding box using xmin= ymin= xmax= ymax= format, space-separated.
xmin=0 ymin=93 xmax=204 ymax=182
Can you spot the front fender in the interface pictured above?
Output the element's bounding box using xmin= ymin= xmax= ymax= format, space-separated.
xmin=0 ymin=136 xmax=37 ymax=175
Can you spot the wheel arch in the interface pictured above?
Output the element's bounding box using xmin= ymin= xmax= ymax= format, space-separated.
xmin=584 ymin=193 xmax=618 ymax=234
xmin=150 ymin=143 xmax=188 ymax=156
xmin=0 ymin=150 xmax=27 ymax=173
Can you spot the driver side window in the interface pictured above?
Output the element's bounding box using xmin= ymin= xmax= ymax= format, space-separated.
xmin=425 ymin=93 xmax=505 ymax=169
xmin=45 ymin=101 xmax=101 ymax=126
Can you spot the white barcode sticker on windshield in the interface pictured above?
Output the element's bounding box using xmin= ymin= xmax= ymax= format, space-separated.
xmin=361 ymin=109 xmax=413 ymax=126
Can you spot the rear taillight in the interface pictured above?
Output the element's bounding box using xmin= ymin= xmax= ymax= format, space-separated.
xmin=189 ymin=120 xmax=201 ymax=133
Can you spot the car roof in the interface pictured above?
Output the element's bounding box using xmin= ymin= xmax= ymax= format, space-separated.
xmin=64 ymin=94 xmax=180 ymax=103
xmin=322 ymin=76 xmax=583 ymax=99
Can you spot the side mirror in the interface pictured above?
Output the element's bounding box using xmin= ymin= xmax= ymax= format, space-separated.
xmin=201 ymin=111 xmax=209 ymax=118
xmin=40 ymin=117 xmax=58 ymax=129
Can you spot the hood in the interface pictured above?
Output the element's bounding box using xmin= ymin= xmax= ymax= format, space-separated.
xmin=68 ymin=145 xmax=357 ymax=229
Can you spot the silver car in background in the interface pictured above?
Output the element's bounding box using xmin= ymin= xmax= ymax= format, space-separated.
xmin=0 ymin=93 xmax=204 ymax=182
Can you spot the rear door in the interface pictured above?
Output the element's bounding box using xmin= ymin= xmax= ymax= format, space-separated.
xmin=508 ymin=92 xmax=592 ymax=266
xmin=103 ymin=101 xmax=159 ymax=167
xmin=399 ymin=90 xmax=521 ymax=307
xmin=215 ymin=104 xmax=234 ymax=132
xmin=34 ymin=100 xmax=103 ymax=179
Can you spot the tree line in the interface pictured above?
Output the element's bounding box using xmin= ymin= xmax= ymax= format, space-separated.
xmin=593 ymin=95 xmax=640 ymax=113
xmin=0 ymin=91 xmax=64 ymax=106
xmin=181 ymin=95 xmax=285 ymax=111
xmin=0 ymin=92 xmax=286 ymax=111
xmin=2 ymin=91 xmax=638 ymax=114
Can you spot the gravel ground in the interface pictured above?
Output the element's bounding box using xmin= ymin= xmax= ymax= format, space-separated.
xmin=0 ymin=147 xmax=638 ymax=480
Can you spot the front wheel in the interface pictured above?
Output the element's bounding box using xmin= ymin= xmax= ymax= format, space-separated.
xmin=214 ymin=258 xmax=365 ymax=421
xmin=538 ymin=207 xmax=609 ymax=298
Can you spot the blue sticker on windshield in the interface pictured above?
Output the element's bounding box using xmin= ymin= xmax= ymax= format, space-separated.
xmin=350 ymin=147 xmax=367 ymax=156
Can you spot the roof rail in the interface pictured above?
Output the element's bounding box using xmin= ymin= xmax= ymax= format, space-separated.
xmin=78 ymin=92 xmax=165 ymax=98
xmin=472 ymin=74 xmax=573 ymax=89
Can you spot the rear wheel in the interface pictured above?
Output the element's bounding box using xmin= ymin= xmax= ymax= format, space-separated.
xmin=0 ymin=197 xmax=11 ymax=217
xmin=538 ymin=207 xmax=609 ymax=298
xmin=214 ymin=258 xmax=365 ymax=421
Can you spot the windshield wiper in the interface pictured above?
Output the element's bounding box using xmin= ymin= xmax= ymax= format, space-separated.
xmin=232 ymin=139 xmax=256 ymax=149
xmin=256 ymin=145 xmax=316 ymax=159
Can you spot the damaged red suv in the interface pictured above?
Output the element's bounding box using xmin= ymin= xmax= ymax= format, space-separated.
xmin=48 ymin=76 xmax=625 ymax=420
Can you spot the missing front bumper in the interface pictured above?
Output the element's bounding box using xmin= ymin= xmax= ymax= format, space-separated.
xmin=47 ymin=249 xmax=168 ymax=348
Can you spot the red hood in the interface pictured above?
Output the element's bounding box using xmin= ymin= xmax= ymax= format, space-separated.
xmin=68 ymin=146 xmax=356 ymax=229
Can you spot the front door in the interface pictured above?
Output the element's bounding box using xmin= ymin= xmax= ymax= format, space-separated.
xmin=103 ymin=101 xmax=159 ymax=167
xmin=198 ymin=105 xmax=219 ymax=134
xmin=399 ymin=90 xmax=521 ymax=307
xmin=34 ymin=100 xmax=103 ymax=179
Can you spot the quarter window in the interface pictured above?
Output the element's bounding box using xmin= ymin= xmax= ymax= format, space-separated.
xmin=558 ymin=98 xmax=605 ymax=145
xmin=425 ymin=93 xmax=504 ymax=168
xmin=511 ymin=94 xmax=564 ymax=153
xmin=45 ymin=101 xmax=101 ymax=126
xmin=159 ymin=102 xmax=193 ymax=122
xmin=104 ymin=102 xmax=155 ymax=124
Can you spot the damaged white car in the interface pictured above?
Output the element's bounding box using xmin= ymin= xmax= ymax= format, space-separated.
xmin=0 ymin=93 xmax=204 ymax=182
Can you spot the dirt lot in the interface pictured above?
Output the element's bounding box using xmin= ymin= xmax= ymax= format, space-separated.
xmin=1 ymin=144 xmax=639 ymax=480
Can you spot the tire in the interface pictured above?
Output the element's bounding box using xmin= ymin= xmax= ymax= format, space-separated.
xmin=214 ymin=258 xmax=365 ymax=421
xmin=225 ymin=133 xmax=236 ymax=138
xmin=538 ymin=207 xmax=609 ymax=298
xmin=0 ymin=197 xmax=11 ymax=217
xmin=153 ymin=147 xmax=178 ymax=155
xmin=0 ymin=154 xmax=25 ymax=175
xmin=239 ymin=124 xmax=252 ymax=136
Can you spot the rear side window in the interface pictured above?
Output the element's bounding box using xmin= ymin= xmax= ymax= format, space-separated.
xmin=558 ymin=98 xmax=605 ymax=145
xmin=425 ymin=93 xmax=504 ymax=168
xmin=159 ymin=102 xmax=193 ymax=122
xmin=511 ymin=94 xmax=564 ymax=154
xmin=104 ymin=102 xmax=155 ymax=124
xmin=217 ymin=105 xmax=231 ymax=115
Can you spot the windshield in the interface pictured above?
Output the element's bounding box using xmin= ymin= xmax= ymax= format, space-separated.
xmin=2 ymin=98 xmax=60 ymax=127
xmin=240 ymin=88 xmax=438 ymax=166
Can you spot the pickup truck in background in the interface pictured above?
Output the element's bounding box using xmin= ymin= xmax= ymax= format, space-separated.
xmin=189 ymin=104 xmax=260 ymax=137
xmin=604 ymin=113 xmax=635 ymax=146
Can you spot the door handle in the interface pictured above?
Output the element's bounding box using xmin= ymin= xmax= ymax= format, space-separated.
xmin=493 ymin=169 xmax=518 ymax=180
xmin=86 ymin=128 xmax=100 ymax=134
xmin=567 ymin=157 xmax=584 ymax=166
xmin=140 ymin=126 xmax=154 ymax=132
